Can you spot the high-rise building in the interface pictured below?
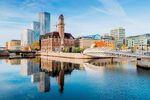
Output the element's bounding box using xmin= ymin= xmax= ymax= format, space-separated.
xmin=31 ymin=21 xmax=40 ymax=42
xmin=21 ymin=29 xmax=33 ymax=47
xmin=110 ymin=27 xmax=125 ymax=48
xmin=31 ymin=21 xmax=40 ymax=49
xmin=39 ymin=12 xmax=50 ymax=35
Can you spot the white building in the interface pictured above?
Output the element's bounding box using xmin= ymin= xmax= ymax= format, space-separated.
xmin=21 ymin=29 xmax=34 ymax=47
xmin=39 ymin=12 xmax=50 ymax=35
xmin=126 ymin=33 xmax=150 ymax=50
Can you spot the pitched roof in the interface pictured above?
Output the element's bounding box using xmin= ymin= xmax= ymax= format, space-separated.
xmin=41 ymin=31 xmax=74 ymax=39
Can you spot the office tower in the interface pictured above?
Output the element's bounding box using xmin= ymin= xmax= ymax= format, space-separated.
xmin=21 ymin=29 xmax=34 ymax=46
xmin=31 ymin=21 xmax=40 ymax=43
xmin=39 ymin=12 xmax=50 ymax=35
xmin=110 ymin=27 xmax=125 ymax=48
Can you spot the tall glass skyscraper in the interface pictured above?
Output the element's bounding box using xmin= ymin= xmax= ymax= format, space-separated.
xmin=39 ymin=12 xmax=50 ymax=35
xmin=31 ymin=21 xmax=40 ymax=42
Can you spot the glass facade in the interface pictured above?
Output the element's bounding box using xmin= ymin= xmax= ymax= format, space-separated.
xmin=39 ymin=12 xmax=50 ymax=35
xmin=110 ymin=27 xmax=125 ymax=48
xmin=32 ymin=21 xmax=40 ymax=42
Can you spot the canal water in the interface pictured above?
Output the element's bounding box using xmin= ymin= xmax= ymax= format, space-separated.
xmin=0 ymin=57 xmax=150 ymax=100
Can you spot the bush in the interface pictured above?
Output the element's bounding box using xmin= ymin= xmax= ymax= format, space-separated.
xmin=63 ymin=47 xmax=84 ymax=53
xmin=72 ymin=47 xmax=84 ymax=53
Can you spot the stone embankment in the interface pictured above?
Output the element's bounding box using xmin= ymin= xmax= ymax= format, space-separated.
xmin=40 ymin=52 xmax=97 ymax=59
xmin=0 ymin=51 xmax=9 ymax=56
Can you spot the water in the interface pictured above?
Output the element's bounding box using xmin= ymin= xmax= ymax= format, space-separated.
xmin=0 ymin=57 xmax=150 ymax=100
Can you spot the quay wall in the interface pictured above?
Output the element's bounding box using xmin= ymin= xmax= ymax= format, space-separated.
xmin=40 ymin=52 xmax=96 ymax=59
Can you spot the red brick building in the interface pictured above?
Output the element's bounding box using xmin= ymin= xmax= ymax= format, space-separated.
xmin=40 ymin=14 xmax=75 ymax=52
xmin=41 ymin=32 xmax=74 ymax=52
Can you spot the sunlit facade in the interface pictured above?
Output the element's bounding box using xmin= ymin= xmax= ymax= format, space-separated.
xmin=6 ymin=40 xmax=21 ymax=50
xmin=126 ymin=33 xmax=150 ymax=50
xmin=21 ymin=29 xmax=34 ymax=47
xmin=110 ymin=27 xmax=125 ymax=48
xmin=39 ymin=12 xmax=50 ymax=35
xmin=31 ymin=21 xmax=40 ymax=49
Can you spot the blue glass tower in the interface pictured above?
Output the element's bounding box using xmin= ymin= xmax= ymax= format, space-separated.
xmin=39 ymin=12 xmax=50 ymax=35
xmin=32 ymin=21 xmax=40 ymax=42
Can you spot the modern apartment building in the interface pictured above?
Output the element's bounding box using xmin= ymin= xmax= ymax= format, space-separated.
xmin=110 ymin=27 xmax=125 ymax=48
xmin=39 ymin=12 xmax=50 ymax=35
xmin=126 ymin=33 xmax=150 ymax=50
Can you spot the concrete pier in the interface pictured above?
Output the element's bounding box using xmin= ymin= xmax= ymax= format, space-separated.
xmin=137 ymin=59 xmax=150 ymax=69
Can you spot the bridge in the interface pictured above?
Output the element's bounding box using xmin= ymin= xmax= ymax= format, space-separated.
xmin=8 ymin=50 xmax=36 ymax=58
xmin=83 ymin=48 xmax=150 ymax=58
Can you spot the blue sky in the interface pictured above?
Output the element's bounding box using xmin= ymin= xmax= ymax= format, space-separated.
xmin=0 ymin=0 xmax=150 ymax=46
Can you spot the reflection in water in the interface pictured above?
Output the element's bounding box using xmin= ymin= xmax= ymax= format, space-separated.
xmin=57 ymin=70 xmax=64 ymax=93
xmin=87 ymin=58 xmax=137 ymax=73
xmin=2 ymin=57 xmax=150 ymax=99
xmin=38 ymin=72 xmax=50 ymax=92
xmin=13 ymin=57 xmax=81 ymax=93
xmin=88 ymin=58 xmax=112 ymax=67
xmin=137 ymin=67 xmax=150 ymax=76
xmin=5 ymin=59 xmax=21 ymax=65
xmin=20 ymin=59 xmax=40 ymax=76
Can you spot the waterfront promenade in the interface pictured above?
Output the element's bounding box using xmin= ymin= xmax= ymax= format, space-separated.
xmin=83 ymin=48 xmax=150 ymax=58
xmin=40 ymin=52 xmax=97 ymax=59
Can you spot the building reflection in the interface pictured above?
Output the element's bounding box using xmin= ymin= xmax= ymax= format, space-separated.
xmin=88 ymin=58 xmax=112 ymax=67
xmin=20 ymin=58 xmax=40 ymax=76
xmin=38 ymin=72 xmax=50 ymax=92
xmin=5 ymin=59 xmax=21 ymax=65
xmin=19 ymin=57 xmax=81 ymax=93
xmin=137 ymin=67 xmax=150 ymax=76
xmin=57 ymin=70 xmax=64 ymax=93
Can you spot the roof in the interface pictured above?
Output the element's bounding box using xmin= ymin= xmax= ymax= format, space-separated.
xmin=59 ymin=14 xmax=64 ymax=19
xmin=78 ymin=34 xmax=101 ymax=40
xmin=11 ymin=40 xmax=21 ymax=41
xmin=41 ymin=31 xmax=74 ymax=39
xmin=127 ymin=33 xmax=150 ymax=38
xmin=101 ymin=35 xmax=115 ymax=40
